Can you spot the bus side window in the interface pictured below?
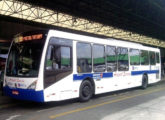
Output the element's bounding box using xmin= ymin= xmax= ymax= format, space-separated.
xmin=129 ymin=49 xmax=140 ymax=65
xmin=140 ymin=50 xmax=149 ymax=65
xmin=46 ymin=45 xmax=71 ymax=70
xmin=106 ymin=46 xmax=117 ymax=72
xmin=156 ymin=52 xmax=160 ymax=63
xmin=117 ymin=47 xmax=129 ymax=71
xmin=93 ymin=44 xmax=106 ymax=72
xmin=149 ymin=51 xmax=156 ymax=65
xmin=77 ymin=42 xmax=92 ymax=73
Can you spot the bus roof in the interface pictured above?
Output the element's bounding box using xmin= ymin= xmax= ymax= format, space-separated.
xmin=16 ymin=29 xmax=158 ymax=52
xmin=47 ymin=30 xmax=159 ymax=52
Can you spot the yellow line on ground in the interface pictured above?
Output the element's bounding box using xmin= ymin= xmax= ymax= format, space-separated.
xmin=49 ymin=87 xmax=165 ymax=119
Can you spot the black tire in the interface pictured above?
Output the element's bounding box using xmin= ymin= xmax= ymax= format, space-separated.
xmin=141 ymin=75 xmax=148 ymax=89
xmin=79 ymin=80 xmax=93 ymax=102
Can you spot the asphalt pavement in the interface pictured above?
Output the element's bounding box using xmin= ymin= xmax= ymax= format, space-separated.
xmin=0 ymin=79 xmax=165 ymax=120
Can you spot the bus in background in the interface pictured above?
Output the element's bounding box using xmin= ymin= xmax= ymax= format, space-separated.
xmin=3 ymin=30 xmax=161 ymax=102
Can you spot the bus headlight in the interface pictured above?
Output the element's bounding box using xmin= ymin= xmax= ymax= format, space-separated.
xmin=27 ymin=81 xmax=37 ymax=89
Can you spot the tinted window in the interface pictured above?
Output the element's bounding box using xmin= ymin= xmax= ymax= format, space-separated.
xmin=6 ymin=39 xmax=45 ymax=77
xmin=46 ymin=46 xmax=71 ymax=70
xmin=46 ymin=45 xmax=53 ymax=70
xmin=129 ymin=49 xmax=140 ymax=65
xmin=156 ymin=52 xmax=160 ymax=63
xmin=77 ymin=42 xmax=92 ymax=73
xmin=44 ymin=37 xmax=72 ymax=88
xmin=117 ymin=47 xmax=129 ymax=71
xmin=140 ymin=50 xmax=149 ymax=65
xmin=106 ymin=46 xmax=117 ymax=72
xmin=149 ymin=51 xmax=156 ymax=65
xmin=93 ymin=44 xmax=105 ymax=72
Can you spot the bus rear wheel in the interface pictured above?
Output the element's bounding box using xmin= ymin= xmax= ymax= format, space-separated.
xmin=141 ymin=75 xmax=148 ymax=89
xmin=79 ymin=80 xmax=93 ymax=102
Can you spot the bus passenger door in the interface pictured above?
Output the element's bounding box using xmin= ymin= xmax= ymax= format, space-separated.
xmin=115 ymin=47 xmax=130 ymax=89
xmin=149 ymin=51 xmax=157 ymax=83
xmin=44 ymin=37 xmax=73 ymax=89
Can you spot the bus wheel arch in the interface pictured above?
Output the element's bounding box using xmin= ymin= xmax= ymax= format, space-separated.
xmin=79 ymin=78 xmax=95 ymax=102
xmin=141 ymin=73 xmax=148 ymax=89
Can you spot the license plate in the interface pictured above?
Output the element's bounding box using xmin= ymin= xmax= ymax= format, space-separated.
xmin=12 ymin=90 xmax=19 ymax=95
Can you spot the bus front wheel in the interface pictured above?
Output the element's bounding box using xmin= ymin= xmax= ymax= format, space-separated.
xmin=141 ymin=75 xmax=148 ymax=89
xmin=79 ymin=80 xmax=93 ymax=102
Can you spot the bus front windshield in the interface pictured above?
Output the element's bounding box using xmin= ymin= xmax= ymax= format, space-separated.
xmin=6 ymin=38 xmax=45 ymax=77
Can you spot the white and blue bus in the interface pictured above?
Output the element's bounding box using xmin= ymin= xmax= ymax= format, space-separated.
xmin=3 ymin=30 xmax=161 ymax=102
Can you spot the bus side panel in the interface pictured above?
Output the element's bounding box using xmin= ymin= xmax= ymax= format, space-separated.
xmin=43 ymin=74 xmax=80 ymax=102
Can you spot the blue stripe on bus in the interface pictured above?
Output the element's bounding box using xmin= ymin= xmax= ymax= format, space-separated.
xmin=102 ymin=72 xmax=113 ymax=78
xmin=3 ymin=86 xmax=44 ymax=102
xmin=73 ymin=72 xmax=113 ymax=81
xmin=73 ymin=70 xmax=159 ymax=80
xmin=73 ymin=73 xmax=93 ymax=80
xmin=131 ymin=70 xmax=159 ymax=76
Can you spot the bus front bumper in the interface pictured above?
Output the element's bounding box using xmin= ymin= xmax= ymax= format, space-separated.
xmin=3 ymin=86 xmax=44 ymax=102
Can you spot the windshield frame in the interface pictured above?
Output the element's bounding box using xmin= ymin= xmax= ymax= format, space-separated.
xmin=5 ymin=31 xmax=47 ymax=78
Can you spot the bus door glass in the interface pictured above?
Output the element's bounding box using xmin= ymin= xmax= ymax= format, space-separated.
xmin=44 ymin=37 xmax=72 ymax=88
xmin=149 ymin=51 xmax=156 ymax=70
